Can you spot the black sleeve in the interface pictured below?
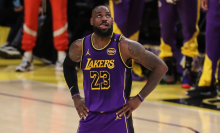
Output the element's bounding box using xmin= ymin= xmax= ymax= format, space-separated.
xmin=63 ymin=54 xmax=80 ymax=97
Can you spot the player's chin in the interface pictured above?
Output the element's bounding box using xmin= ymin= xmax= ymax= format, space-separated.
xmin=99 ymin=27 xmax=109 ymax=32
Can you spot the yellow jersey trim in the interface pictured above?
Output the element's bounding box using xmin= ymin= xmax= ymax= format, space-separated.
xmin=123 ymin=68 xmax=128 ymax=133
xmin=90 ymin=32 xmax=113 ymax=50
xmin=118 ymin=35 xmax=132 ymax=69
xmin=80 ymin=37 xmax=85 ymax=69
xmin=123 ymin=68 xmax=127 ymax=103
xmin=124 ymin=114 xmax=129 ymax=133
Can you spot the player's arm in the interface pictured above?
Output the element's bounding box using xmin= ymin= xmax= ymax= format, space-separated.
xmin=64 ymin=39 xmax=82 ymax=96
xmin=117 ymin=36 xmax=168 ymax=118
xmin=63 ymin=39 xmax=89 ymax=119
xmin=122 ymin=37 xmax=168 ymax=98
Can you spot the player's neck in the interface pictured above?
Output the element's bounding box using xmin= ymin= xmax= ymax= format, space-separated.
xmin=92 ymin=33 xmax=112 ymax=49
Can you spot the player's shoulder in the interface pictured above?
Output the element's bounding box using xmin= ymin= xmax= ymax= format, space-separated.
xmin=119 ymin=36 xmax=142 ymax=48
xmin=71 ymin=38 xmax=83 ymax=46
xmin=69 ymin=38 xmax=84 ymax=62
xmin=69 ymin=38 xmax=83 ymax=51
xmin=119 ymin=35 xmax=146 ymax=59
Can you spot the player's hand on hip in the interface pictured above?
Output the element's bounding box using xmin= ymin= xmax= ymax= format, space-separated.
xmin=201 ymin=0 xmax=209 ymax=10
xmin=116 ymin=96 xmax=141 ymax=119
xmin=72 ymin=95 xmax=89 ymax=118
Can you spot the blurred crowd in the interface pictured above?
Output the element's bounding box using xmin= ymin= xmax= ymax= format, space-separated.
xmin=0 ymin=0 xmax=219 ymax=100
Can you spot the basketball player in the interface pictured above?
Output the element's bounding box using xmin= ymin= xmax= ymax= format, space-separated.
xmin=158 ymin=0 xmax=200 ymax=88
xmin=109 ymin=0 xmax=146 ymax=81
xmin=186 ymin=0 xmax=220 ymax=98
xmin=63 ymin=6 xmax=168 ymax=133
xmin=16 ymin=0 xmax=68 ymax=72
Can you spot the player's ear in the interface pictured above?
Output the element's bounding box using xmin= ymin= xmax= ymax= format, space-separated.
xmin=90 ymin=18 xmax=93 ymax=26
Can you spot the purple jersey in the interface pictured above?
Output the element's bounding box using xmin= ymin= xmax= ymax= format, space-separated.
xmin=81 ymin=33 xmax=132 ymax=112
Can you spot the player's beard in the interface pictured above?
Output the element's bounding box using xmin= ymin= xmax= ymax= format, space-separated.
xmin=93 ymin=25 xmax=113 ymax=38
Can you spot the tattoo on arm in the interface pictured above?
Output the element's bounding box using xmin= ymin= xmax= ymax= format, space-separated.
xmin=121 ymin=38 xmax=168 ymax=99
xmin=69 ymin=39 xmax=82 ymax=62
xmin=122 ymin=37 xmax=160 ymax=69
xmin=128 ymin=42 xmax=142 ymax=57
xmin=127 ymin=40 xmax=147 ymax=65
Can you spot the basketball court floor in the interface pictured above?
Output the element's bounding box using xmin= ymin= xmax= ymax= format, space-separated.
xmin=0 ymin=58 xmax=220 ymax=133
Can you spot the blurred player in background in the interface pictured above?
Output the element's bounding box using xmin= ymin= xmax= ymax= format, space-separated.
xmin=186 ymin=0 xmax=220 ymax=99
xmin=0 ymin=0 xmax=24 ymax=58
xmin=109 ymin=0 xmax=146 ymax=81
xmin=16 ymin=0 xmax=69 ymax=72
xmin=158 ymin=0 xmax=200 ymax=88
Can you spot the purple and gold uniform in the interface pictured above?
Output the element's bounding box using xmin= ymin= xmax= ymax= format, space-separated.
xmin=109 ymin=0 xmax=145 ymax=79
xmin=158 ymin=0 xmax=200 ymax=59
xmin=77 ymin=33 xmax=134 ymax=133
xmin=198 ymin=0 xmax=220 ymax=87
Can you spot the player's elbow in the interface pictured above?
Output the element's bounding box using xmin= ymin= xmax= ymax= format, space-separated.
xmin=160 ymin=61 xmax=168 ymax=75
xmin=63 ymin=55 xmax=78 ymax=69
xmin=151 ymin=61 xmax=168 ymax=76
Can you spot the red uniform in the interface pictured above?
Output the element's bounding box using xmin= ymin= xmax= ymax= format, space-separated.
xmin=22 ymin=0 xmax=69 ymax=51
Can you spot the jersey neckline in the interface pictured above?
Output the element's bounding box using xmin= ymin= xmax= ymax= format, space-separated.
xmin=90 ymin=32 xmax=114 ymax=51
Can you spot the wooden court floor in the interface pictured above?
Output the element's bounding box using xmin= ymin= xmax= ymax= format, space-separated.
xmin=0 ymin=59 xmax=220 ymax=133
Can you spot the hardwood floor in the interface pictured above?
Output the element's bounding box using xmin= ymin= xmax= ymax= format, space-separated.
xmin=0 ymin=59 xmax=219 ymax=133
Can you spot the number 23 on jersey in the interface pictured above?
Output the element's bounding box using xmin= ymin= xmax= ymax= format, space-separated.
xmin=90 ymin=71 xmax=110 ymax=90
